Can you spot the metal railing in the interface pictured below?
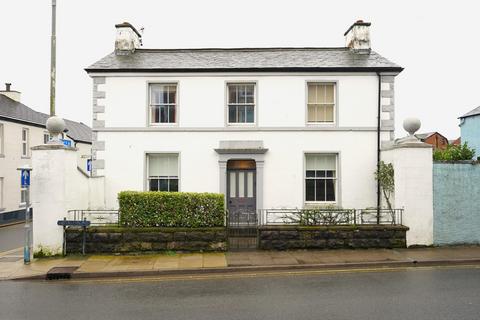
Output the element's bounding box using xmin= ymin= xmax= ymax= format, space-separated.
xmin=259 ymin=208 xmax=403 ymax=226
xmin=67 ymin=210 xmax=119 ymax=226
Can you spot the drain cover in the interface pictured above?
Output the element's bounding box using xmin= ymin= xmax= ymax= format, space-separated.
xmin=46 ymin=266 xmax=79 ymax=280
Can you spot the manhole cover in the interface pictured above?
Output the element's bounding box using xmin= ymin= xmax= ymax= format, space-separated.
xmin=46 ymin=266 xmax=79 ymax=280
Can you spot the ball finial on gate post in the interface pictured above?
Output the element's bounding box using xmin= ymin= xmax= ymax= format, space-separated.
xmin=403 ymin=117 xmax=421 ymax=137
xmin=46 ymin=116 xmax=66 ymax=144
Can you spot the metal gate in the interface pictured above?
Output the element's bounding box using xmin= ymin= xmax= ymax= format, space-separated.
xmin=227 ymin=210 xmax=259 ymax=250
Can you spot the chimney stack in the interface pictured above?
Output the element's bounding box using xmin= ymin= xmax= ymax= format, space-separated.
xmin=0 ymin=83 xmax=21 ymax=102
xmin=344 ymin=20 xmax=371 ymax=54
xmin=115 ymin=22 xmax=142 ymax=55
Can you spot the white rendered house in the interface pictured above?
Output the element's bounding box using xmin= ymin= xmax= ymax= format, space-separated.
xmin=0 ymin=84 xmax=92 ymax=224
xmin=86 ymin=21 xmax=402 ymax=219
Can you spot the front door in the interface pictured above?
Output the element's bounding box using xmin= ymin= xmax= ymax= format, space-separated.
xmin=227 ymin=169 xmax=256 ymax=225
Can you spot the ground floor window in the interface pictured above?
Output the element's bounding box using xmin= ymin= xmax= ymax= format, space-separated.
xmin=20 ymin=187 xmax=27 ymax=205
xmin=147 ymin=153 xmax=179 ymax=192
xmin=305 ymin=154 xmax=337 ymax=202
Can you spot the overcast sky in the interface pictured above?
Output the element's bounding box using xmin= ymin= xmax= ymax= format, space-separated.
xmin=1 ymin=0 xmax=479 ymax=139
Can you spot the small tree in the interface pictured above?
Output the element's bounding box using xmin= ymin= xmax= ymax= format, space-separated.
xmin=375 ymin=161 xmax=394 ymax=213
xmin=433 ymin=142 xmax=475 ymax=161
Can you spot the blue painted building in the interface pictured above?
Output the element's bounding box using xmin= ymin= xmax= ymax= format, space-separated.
xmin=459 ymin=106 xmax=480 ymax=158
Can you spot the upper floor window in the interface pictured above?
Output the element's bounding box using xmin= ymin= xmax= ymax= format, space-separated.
xmin=227 ymin=83 xmax=255 ymax=124
xmin=149 ymin=84 xmax=177 ymax=124
xmin=305 ymin=154 xmax=337 ymax=203
xmin=43 ymin=132 xmax=50 ymax=144
xmin=0 ymin=177 xmax=4 ymax=210
xmin=0 ymin=123 xmax=4 ymax=155
xmin=147 ymin=153 xmax=179 ymax=192
xmin=22 ymin=128 xmax=29 ymax=157
xmin=307 ymin=83 xmax=335 ymax=124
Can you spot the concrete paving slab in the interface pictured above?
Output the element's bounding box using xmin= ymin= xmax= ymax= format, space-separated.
xmin=178 ymin=254 xmax=203 ymax=268
xmin=203 ymin=253 xmax=227 ymax=268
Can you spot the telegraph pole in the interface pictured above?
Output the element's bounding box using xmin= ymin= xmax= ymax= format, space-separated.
xmin=50 ymin=0 xmax=56 ymax=116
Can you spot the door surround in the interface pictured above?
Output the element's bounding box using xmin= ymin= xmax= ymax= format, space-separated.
xmin=215 ymin=140 xmax=267 ymax=213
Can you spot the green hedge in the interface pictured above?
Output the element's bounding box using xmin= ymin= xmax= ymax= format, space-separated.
xmin=118 ymin=191 xmax=225 ymax=227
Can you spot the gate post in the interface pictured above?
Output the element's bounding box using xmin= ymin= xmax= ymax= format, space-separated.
xmin=382 ymin=118 xmax=433 ymax=246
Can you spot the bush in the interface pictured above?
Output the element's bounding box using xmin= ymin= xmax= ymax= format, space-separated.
xmin=118 ymin=191 xmax=225 ymax=228
xmin=433 ymin=142 xmax=475 ymax=161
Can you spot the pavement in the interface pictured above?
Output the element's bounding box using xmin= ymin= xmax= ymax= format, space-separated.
xmin=2 ymin=246 xmax=480 ymax=280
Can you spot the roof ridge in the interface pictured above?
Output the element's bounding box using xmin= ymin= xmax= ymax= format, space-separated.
xmin=135 ymin=47 xmax=350 ymax=52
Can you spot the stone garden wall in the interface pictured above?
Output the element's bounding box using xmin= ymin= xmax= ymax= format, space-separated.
xmin=258 ymin=225 xmax=408 ymax=250
xmin=66 ymin=227 xmax=227 ymax=253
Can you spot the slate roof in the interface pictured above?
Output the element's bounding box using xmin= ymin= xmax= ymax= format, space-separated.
xmin=0 ymin=95 xmax=92 ymax=144
xmin=85 ymin=47 xmax=403 ymax=73
xmin=459 ymin=106 xmax=480 ymax=119
xmin=415 ymin=132 xmax=449 ymax=141
xmin=415 ymin=132 xmax=435 ymax=140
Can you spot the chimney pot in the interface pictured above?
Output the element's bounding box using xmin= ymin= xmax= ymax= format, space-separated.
xmin=344 ymin=20 xmax=371 ymax=54
xmin=5 ymin=83 xmax=11 ymax=91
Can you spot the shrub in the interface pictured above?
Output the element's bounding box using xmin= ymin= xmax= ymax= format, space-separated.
xmin=118 ymin=191 xmax=225 ymax=227
xmin=433 ymin=142 xmax=475 ymax=161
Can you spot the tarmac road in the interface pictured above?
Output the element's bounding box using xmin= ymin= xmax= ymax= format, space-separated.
xmin=0 ymin=265 xmax=479 ymax=320
xmin=0 ymin=223 xmax=24 ymax=252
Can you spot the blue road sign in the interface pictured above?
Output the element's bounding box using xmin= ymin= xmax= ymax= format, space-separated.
xmin=87 ymin=159 xmax=92 ymax=172
xmin=61 ymin=139 xmax=72 ymax=147
xmin=21 ymin=169 xmax=30 ymax=187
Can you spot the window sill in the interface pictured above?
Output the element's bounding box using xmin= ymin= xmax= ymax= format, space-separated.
xmin=226 ymin=123 xmax=257 ymax=127
xmin=149 ymin=123 xmax=178 ymax=127
xmin=306 ymin=122 xmax=336 ymax=127
xmin=304 ymin=201 xmax=338 ymax=207
xmin=0 ymin=208 xmax=5 ymax=213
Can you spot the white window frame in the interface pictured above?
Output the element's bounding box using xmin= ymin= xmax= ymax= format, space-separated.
xmin=226 ymin=82 xmax=257 ymax=126
xmin=21 ymin=128 xmax=29 ymax=158
xmin=0 ymin=177 xmax=4 ymax=211
xmin=0 ymin=123 xmax=4 ymax=156
xmin=148 ymin=83 xmax=178 ymax=126
xmin=43 ymin=132 xmax=50 ymax=144
xmin=306 ymin=82 xmax=337 ymax=125
xmin=20 ymin=186 xmax=27 ymax=207
xmin=304 ymin=153 xmax=339 ymax=205
xmin=145 ymin=153 xmax=180 ymax=192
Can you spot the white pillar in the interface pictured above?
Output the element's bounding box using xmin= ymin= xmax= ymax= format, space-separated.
xmin=382 ymin=142 xmax=433 ymax=246
xmin=31 ymin=145 xmax=78 ymax=255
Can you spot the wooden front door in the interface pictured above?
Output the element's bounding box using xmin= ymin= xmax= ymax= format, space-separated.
xmin=227 ymin=169 xmax=256 ymax=225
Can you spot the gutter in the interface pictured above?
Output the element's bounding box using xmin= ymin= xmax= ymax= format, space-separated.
xmin=84 ymin=67 xmax=404 ymax=74
xmin=376 ymin=72 xmax=381 ymax=223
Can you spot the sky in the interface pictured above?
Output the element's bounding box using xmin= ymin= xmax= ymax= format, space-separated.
xmin=1 ymin=0 xmax=479 ymax=139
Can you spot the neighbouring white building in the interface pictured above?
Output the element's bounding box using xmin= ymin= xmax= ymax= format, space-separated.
xmin=85 ymin=21 xmax=403 ymax=221
xmin=0 ymin=84 xmax=92 ymax=224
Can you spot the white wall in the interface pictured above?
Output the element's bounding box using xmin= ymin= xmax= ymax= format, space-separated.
xmin=31 ymin=145 xmax=104 ymax=255
xmin=0 ymin=121 xmax=48 ymax=213
xmin=94 ymin=72 xmax=387 ymax=212
xmin=101 ymin=73 xmax=379 ymax=128
xmin=99 ymin=130 xmax=379 ymax=210
xmin=382 ymin=143 xmax=434 ymax=246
